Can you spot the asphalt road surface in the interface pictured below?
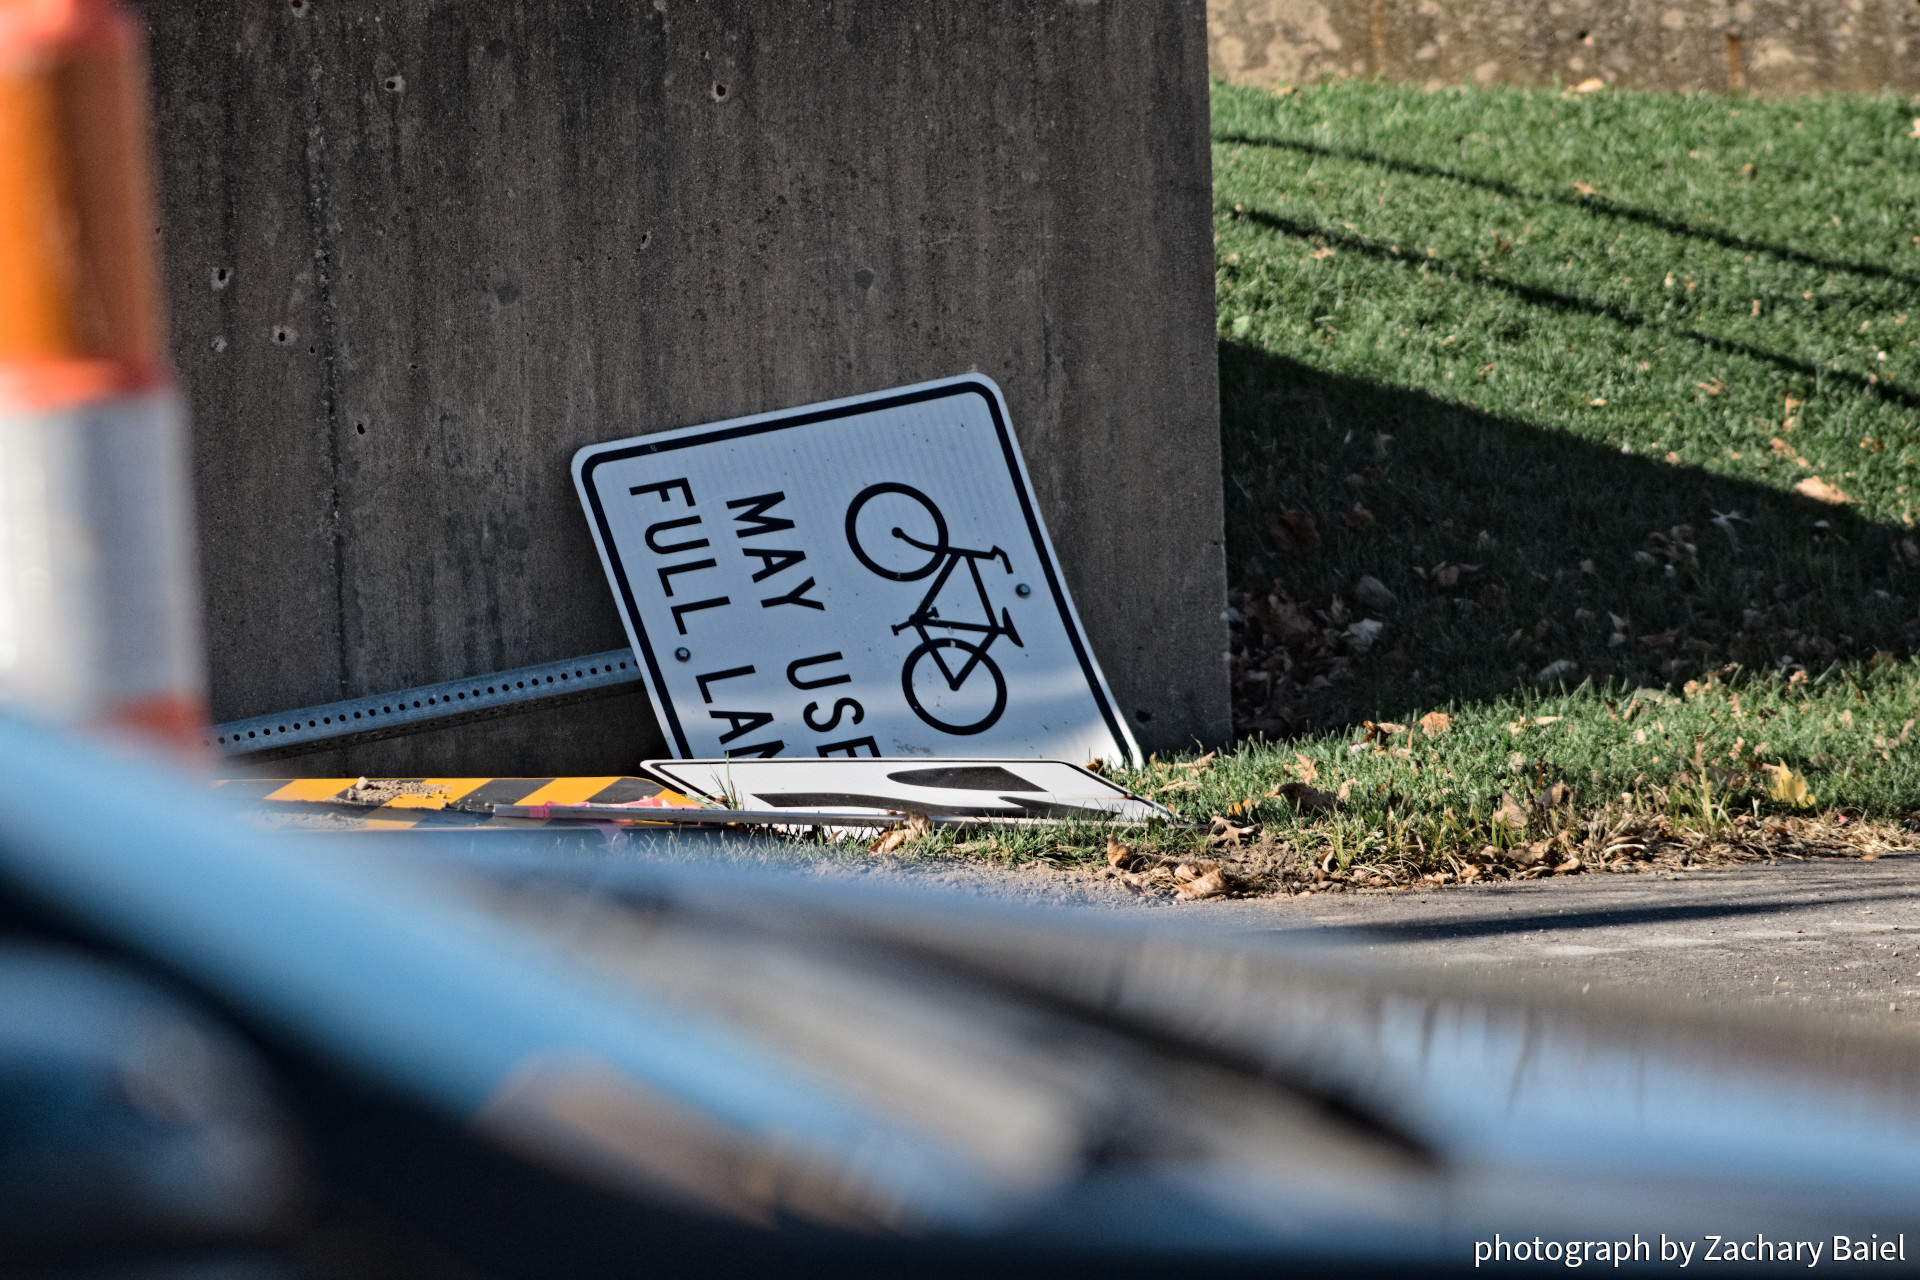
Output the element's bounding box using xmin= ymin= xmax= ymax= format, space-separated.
xmin=1184 ymin=853 xmax=1920 ymax=1032
xmin=439 ymin=829 xmax=1920 ymax=1032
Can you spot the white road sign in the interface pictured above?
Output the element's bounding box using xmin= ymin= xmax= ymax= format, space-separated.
xmin=644 ymin=758 xmax=1175 ymax=823
xmin=574 ymin=375 xmax=1140 ymax=765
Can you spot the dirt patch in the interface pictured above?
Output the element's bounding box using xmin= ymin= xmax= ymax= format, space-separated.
xmin=338 ymin=778 xmax=451 ymax=807
xmin=1259 ymin=813 xmax=1917 ymax=898
xmin=851 ymin=814 xmax=1916 ymax=907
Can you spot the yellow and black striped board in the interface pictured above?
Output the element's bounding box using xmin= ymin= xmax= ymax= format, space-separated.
xmin=212 ymin=776 xmax=682 ymax=831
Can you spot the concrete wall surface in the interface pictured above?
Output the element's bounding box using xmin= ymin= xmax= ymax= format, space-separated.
xmin=138 ymin=0 xmax=1228 ymax=774
xmin=1209 ymin=0 xmax=1920 ymax=95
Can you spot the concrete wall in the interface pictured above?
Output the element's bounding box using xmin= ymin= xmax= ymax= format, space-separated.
xmin=138 ymin=0 xmax=1229 ymax=774
xmin=1209 ymin=0 xmax=1920 ymax=95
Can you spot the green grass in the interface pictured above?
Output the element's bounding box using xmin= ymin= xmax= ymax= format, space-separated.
xmin=987 ymin=80 xmax=1920 ymax=886
xmin=1213 ymin=78 xmax=1920 ymax=711
xmin=877 ymin=81 xmax=1920 ymax=887
xmin=900 ymin=659 xmax=1919 ymax=883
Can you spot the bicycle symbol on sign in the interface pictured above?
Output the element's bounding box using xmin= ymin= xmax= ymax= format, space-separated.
xmin=844 ymin=483 xmax=1025 ymax=735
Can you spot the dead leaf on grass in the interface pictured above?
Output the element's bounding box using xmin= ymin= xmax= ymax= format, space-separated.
xmin=1177 ymin=868 xmax=1232 ymax=901
xmin=870 ymin=814 xmax=928 ymax=855
xmin=1795 ymin=476 xmax=1855 ymax=505
xmin=1418 ymin=710 xmax=1451 ymax=736
xmin=1571 ymin=180 xmax=1601 ymax=195
xmin=1492 ymin=792 xmax=1530 ymax=832
xmin=1509 ymin=839 xmax=1549 ymax=866
xmin=1642 ymin=526 xmax=1697 ymax=564
xmin=1249 ymin=594 xmax=1317 ymax=644
xmin=1291 ymin=752 xmax=1319 ymax=783
xmin=1106 ymin=837 xmax=1139 ymax=871
xmin=1207 ymin=816 xmax=1256 ymax=848
xmin=1353 ymin=575 xmax=1396 ymax=612
xmin=1344 ymin=501 xmax=1376 ymax=532
xmin=1763 ymin=763 xmax=1816 ymax=808
xmin=1269 ymin=510 xmax=1322 ymax=554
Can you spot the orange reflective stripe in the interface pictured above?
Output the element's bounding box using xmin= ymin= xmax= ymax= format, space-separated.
xmin=0 ymin=0 xmax=166 ymax=408
xmin=515 ymin=777 xmax=623 ymax=808
xmin=264 ymin=779 xmax=361 ymax=803
xmin=0 ymin=55 xmax=83 ymax=361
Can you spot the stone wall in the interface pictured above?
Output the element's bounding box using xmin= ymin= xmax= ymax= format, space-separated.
xmin=1209 ymin=0 xmax=1920 ymax=94
xmin=137 ymin=0 xmax=1229 ymax=774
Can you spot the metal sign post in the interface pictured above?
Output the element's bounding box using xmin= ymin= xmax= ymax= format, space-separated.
xmin=206 ymin=649 xmax=643 ymax=758
xmin=573 ymin=375 xmax=1140 ymax=766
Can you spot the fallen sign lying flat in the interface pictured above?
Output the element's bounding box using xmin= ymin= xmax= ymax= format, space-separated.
xmin=493 ymin=759 xmax=1180 ymax=828
xmin=637 ymin=757 xmax=1178 ymax=823
xmin=484 ymin=805 xmax=1161 ymax=831
xmin=573 ymin=375 xmax=1141 ymax=766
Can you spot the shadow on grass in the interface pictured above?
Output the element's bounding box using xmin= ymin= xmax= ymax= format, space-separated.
xmin=1220 ymin=342 xmax=1920 ymax=737
xmin=1233 ymin=206 xmax=1920 ymax=415
xmin=1214 ymin=131 xmax=1920 ymax=294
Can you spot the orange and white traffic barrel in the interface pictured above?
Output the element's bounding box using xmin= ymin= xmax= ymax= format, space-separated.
xmin=0 ymin=0 xmax=205 ymax=750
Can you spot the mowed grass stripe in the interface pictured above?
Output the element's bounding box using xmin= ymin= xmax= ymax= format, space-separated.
xmin=909 ymin=82 xmax=1920 ymax=889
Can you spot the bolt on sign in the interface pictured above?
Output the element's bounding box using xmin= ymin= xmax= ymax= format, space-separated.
xmin=573 ymin=375 xmax=1140 ymax=765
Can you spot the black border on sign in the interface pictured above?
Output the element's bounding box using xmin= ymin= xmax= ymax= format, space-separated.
xmin=577 ymin=379 xmax=1133 ymax=764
